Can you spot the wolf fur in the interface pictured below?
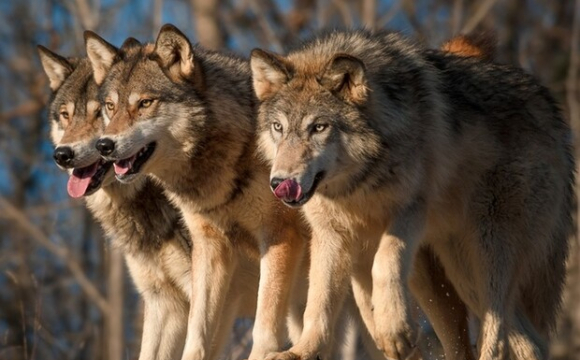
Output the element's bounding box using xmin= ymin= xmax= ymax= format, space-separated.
xmin=85 ymin=26 xmax=313 ymax=360
xmin=250 ymin=29 xmax=574 ymax=360
xmin=38 ymin=44 xmax=259 ymax=360
xmin=441 ymin=32 xmax=496 ymax=61
xmin=86 ymin=25 xmax=399 ymax=360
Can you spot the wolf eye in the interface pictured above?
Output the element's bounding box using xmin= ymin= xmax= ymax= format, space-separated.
xmin=313 ymin=124 xmax=328 ymax=133
xmin=272 ymin=122 xmax=283 ymax=132
xmin=139 ymin=99 xmax=153 ymax=108
xmin=105 ymin=102 xmax=115 ymax=111
xmin=59 ymin=111 xmax=69 ymax=120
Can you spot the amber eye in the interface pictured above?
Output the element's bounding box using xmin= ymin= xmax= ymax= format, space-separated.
xmin=272 ymin=122 xmax=283 ymax=132
xmin=59 ymin=111 xmax=69 ymax=120
xmin=105 ymin=102 xmax=115 ymax=111
xmin=313 ymin=124 xmax=328 ymax=133
xmin=140 ymin=99 xmax=153 ymax=108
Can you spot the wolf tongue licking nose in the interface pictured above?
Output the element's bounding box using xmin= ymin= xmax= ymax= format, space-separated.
xmin=273 ymin=179 xmax=302 ymax=202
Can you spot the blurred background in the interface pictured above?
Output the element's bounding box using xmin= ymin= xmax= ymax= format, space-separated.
xmin=0 ymin=0 xmax=578 ymax=359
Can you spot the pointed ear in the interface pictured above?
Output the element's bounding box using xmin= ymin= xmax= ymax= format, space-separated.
xmin=153 ymin=24 xmax=202 ymax=84
xmin=250 ymin=48 xmax=293 ymax=101
xmin=37 ymin=45 xmax=74 ymax=91
xmin=120 ymin=37 xmax=142 ymax=53
xmin=84 ymin=31 xmax=118 ymax=85
xmin=319 ymin=54 xmax=368 ymax=105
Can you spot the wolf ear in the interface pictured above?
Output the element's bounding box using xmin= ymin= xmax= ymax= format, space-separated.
xmin=319 ymin=54 xmax=368 ymax=105
xmin=37 ymin=45 xmax=74 ymax=91
xmin=120 ymin=37 xmax=142 ymax=53
xmin=250 ymin=49 xmax=293 ymax=101
xmin=84 ymin=31 xmax=118 ymax=85
xmin=153 ymin=24 xmax=202 ymax=85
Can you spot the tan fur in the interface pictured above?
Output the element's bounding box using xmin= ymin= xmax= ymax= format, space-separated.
xmin=87 ymin=26 xmax=388 ymax=360
xmin=251 ymin=29 xmax=573 ymax=360
xmin=38 ymin=44 xmax=260 ymax=360
xmin=441 ymin=32 xmax=497 ymax=61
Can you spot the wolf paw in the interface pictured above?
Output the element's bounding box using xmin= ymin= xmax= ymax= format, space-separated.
xmin=264 ymin=351 xmax=301 ymax=360
xmin=374 ymin=330 xmax=419 ymax=360
xmin=264 ymin=350 xmax=322 ymax=360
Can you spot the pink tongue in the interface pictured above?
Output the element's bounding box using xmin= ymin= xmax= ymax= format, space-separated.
xmin=113 ymin=155 xmax=137 ymax=175
xmin=67 ymin=163 xmax=99 ymax=198
xmin=273 ymin=179 xmax=302 ymax=202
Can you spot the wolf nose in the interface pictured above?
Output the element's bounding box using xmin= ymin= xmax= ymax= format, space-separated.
xmin=270 ymin=178 xmax=284 ymax=192
xmin=96 ymin=138 xmax=115 ymax=156
xmin=53 ymin=146 xmax=74 ymax=166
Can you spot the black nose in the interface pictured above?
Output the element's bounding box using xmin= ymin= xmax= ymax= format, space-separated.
xmin=53 ymin=146 xmax=74 ymax=166
xmin=96 ymin=138 xmax=115 ymax=156
xmin=270 ymin=177 xmax=284 ymax=192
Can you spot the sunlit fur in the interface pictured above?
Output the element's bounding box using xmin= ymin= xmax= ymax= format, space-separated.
xmin=39 ymin=44 xmax=259 ymax=360
xmin=86 ymin=25 xmax=394 ymax=360
xmin=251 ymin=29 xmax=574 ymax=360
xmin=87 ymin=29 xmax=305 ymax=360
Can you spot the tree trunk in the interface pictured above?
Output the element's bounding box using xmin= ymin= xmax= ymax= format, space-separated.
xmin=192 ymin=0 xmax=225 ymax=49
xmin=105 ymin=249 xmax=125 ymax=360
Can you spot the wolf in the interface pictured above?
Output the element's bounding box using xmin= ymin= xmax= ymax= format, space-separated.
xmin=250 ymin=29 xmax=574 ymax=360
xmin=84 ymin=26 xmax=314 ymax=360
xmin=37 ymin=43 xmax=259 ymax=360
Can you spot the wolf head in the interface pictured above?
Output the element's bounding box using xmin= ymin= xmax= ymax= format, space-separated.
xmin=250 ymin=32 xmax=403 ymax=207
xmin=251 ymin=31 xmax=495 ymax=208
xmin=37 ymin=46 xmax=113 ymax=198
xmin=86 ymin=25 xmax=206 ymax=184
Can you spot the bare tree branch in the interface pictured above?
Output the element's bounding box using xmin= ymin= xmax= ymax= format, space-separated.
xmin=152 ymin=0 xmax=163 ymax=38
xmin=0 ymin=195 xmax=110 ymax=316
xmin=73 ymin=0 xmax=98 ymax=30
xmin=452 ymin=0 xmax=464 ymax=34
xmin=0 ymin=99 xmax=45 ymax=123
xmin=461 ymin=0 xmax=500 ymax=34
xmin=362 ymin=0 xmax=377 ymax=30
xmin=248 ymin=0 xmax=284 ymax=51
xmin=105 ymin=249 xmax=124 ymax=360
xmin=378 ymin=0 xmax=402 ymax=28
xmin=286 ymin=0 xmax=316 ymax=33
xmin=332 ymin=0 xmax=353 ymax=28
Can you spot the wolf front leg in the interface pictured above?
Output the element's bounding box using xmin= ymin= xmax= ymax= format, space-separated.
xmin=181 ymin=220 xmax=237 ymax=360
xmin=125 ymin=255 xmax=189 ymax=360
xmin=139 ymin=293 xmax=189 ymax=360
xmin=371 ymin=202 xmax=426 ymax=360
xmin=351 ymin=233 xmax=382 ymax=341
xmin=248 ymin=224 xmax=305 ymax=359
xmin=265 ymin=224 xmax=353 ymax=360
xmin=351 ymin=248 xmax=391 ymax=360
